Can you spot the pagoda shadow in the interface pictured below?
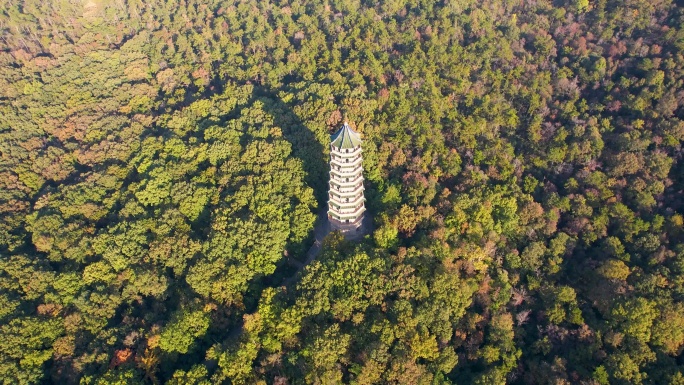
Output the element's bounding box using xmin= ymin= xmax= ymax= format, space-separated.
xmin=255 ymin=89 xmax=329 ymax=268
xmin=256 ymin=92 xmax=328 ymax=204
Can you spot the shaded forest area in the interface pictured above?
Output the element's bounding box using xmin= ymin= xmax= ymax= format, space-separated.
xmin=1 ymin=0 xmax=683 ymax=383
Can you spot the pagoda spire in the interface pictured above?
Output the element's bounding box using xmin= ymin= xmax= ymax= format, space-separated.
xmin=327 ymin=122 xmax=366 ymax=238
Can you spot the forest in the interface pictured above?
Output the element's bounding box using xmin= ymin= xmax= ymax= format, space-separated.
xmin=0 ymin=0 xmax=683 ymax=383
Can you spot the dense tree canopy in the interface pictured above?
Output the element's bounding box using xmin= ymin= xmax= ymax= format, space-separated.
xmin=0 ymin=0 xmax=683 ymax=383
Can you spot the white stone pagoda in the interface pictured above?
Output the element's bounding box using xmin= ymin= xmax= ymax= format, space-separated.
xmin=327 ymin=122 xmax=366 ymax=237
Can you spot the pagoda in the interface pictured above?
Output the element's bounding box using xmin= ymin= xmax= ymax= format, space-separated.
xmin=327 ymin=122 xmax=366 ymax=237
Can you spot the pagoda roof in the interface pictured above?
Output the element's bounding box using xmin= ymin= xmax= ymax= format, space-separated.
xmin=331 ymin=122 xmax=362 ymax=149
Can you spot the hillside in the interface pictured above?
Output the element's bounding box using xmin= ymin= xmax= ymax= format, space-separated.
xmin=1 ymin=0 xmax=683 ymax=383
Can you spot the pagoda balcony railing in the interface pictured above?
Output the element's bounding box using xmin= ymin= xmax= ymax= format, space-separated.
xmin=329 ymin=171 xmax=362 ymax=180
xmin=331 ymin=146 xmax=362 ymax=157
xmin=331 ymin=153 xmax=362 ymax=162
xmin=329 ymin=197 xmax=366 ymax=210
xmin=329 ymin=186 xmax=365 ymax=197
xmin=329 ymin=191 xmax=365 ymax=202
xmin=329 ymin=185 xmax=364 ymax=194
xmin=331 ymin=201 xmax=366 ymax=215
xmin=330 ymin=164 xmax=363 ymax=174
xmin=330 ymin=159 xmax=362 ymax=170
xmin=328 ymin=205 xmax=366 ymax=218
xmin=330 ymin=173 xmax=363 ymax=185
xmin=330 ymin=183 xmax=364 ymax=193
xmin=328 ymin=212 xmax=364 ymax=225
xmin=331 ymin=208 xmax=365 ymax=217
xmin=330 ymin=174 xmax=363 ymax=186
xmin=330 ymin=156 xmax=362 ymax=168
xmin=329 ymin=202 xmax=365 ymax=213
xmin=329 ymin=171 xmax=362 ymax=181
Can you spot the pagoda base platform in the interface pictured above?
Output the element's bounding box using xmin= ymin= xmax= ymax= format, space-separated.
xmin=329 ymin=216 xmax=366 ymax=240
